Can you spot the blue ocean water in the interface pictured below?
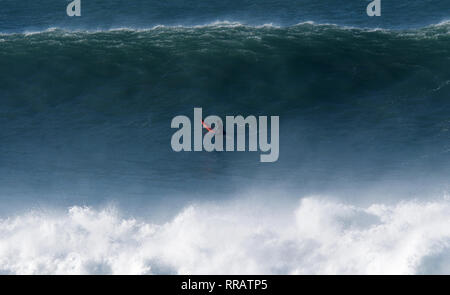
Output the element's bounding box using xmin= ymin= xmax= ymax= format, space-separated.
xmin=1 ymin=0 xmax=449 ymax=32
xmin=0 ymin=1 xmax=449 ymax=274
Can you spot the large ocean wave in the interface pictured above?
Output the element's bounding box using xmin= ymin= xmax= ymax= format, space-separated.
xmin=1 ymin=1 xmax=450 ymax=276
xmin=0 ymin=21 xmax=449 ymax=209
xmin=0 ymin=21 xmax=449 ymax=275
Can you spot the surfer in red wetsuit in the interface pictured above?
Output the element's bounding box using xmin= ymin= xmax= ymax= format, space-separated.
xmin=202 ymin=120 xmax=226 ymax=135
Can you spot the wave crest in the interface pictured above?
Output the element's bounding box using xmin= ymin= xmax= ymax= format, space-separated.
xmin=1 ymin=20 xmax=449 ymax=37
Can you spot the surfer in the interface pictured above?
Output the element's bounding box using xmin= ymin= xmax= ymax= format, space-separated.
xmin=202 ymin=120 xmax=226 ymax=135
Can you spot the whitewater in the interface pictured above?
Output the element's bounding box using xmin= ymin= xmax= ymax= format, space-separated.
xmin=1 ymin=194 xmax=450 ymax=275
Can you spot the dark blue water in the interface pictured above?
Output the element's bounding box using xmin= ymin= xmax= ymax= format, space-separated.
xmin=1 ymin=0 xmax=449 ymax=33
xmin=0 ymin=1 xmax=449 ymax=215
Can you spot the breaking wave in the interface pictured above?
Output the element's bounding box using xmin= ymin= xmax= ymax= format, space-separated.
xmin=1 ymin=195 xmax=450 ymax=274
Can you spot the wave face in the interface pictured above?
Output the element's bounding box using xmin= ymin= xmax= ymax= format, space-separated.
xmin=1 ymin=24 xmax=449 ymax=210
xmin=1 ymin=196 xmax=450 ymax=275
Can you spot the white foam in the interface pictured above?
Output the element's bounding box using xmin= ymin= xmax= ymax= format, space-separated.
xmin=0 ymin=196 xmax=449 ymax=274
xmin=22 ymin=27 xmax=59 ymax=36
xmin=1 ymin=20 xmax=448 ymax=37
xmin=429 ymin=20 xmax=450 ymax=27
